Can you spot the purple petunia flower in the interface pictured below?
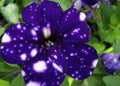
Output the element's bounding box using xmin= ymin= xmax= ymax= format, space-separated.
xmin=74 ymin=0 xmax=100 ymax=10
xmin=101 ymin=53 xmax=120 ymax=75
xmin=81 ymin=0 xmax=100 ymax=6
xmin=81 ymin=0 xmax=112 ymax=7
xmin=0 ymin=1 xmax=98 ymax=86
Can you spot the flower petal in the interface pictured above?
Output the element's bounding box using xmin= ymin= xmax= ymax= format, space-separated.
xmin=59 ymin=7 xmax=90 ymax=43
xmin=61 ymin=22 xmax=91 ymax=43
xmin=49 ymin=44 xmax=98 ymax=80
xmin=0 ymin=23 xmax=46 ymax=64
xmin=1 ymin=23 xmax=42 ymax=43
xmin=22 ymin=53 xmax=65 ymax=86
xmin=0 ymin=42 xmax=42 ymax=64
xmin=59 ymin=7 xmax=86 ymax=33
xmin=65 ymin=45 xmax=98 ymax=79
xmin=22 ymin=1 xmax=63 ymax=35
xmin=22 ymin=3 xmax=42 ymax=27
xmin=39 ymin=1 xmax=63 ymax=34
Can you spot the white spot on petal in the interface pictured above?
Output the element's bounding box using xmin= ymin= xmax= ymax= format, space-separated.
xmin=23 ymin=27 xmax=26 ymax=30
xmin=20 ymin=53 xmax=27 ymax=61
xmin=0 ymin=46 xmax=4 ymax=49
xmin=42 ymin=24 xmax=51 ymax=38
xmin=70 ymin=53 xmax=74 ymax=56
xmin=34 ymin=27 xmax=38 ymax=31
xmin=79 ymin=12 xmax=86 ymax=21
xmin=2 ymin=33 xmax=11 ymax=43
xmin=30 ymin=49 xmax=37 ymax=57
xmin=113 ymin=58 xmax=118 ymax=63
xmin=53 ymin=55 xmax=57 ymax=59
xmin=65 ymin=57 xmax=68 ymax=60
xmin=17 ymin=24 xmax=21 ymax=29
xmin=89 ymin=71 xmax=92 ymax=75
xmin=92 ymin=59 xmax=98 ymax=67
xmin=31 ymin=29 xmax=37 ymax=36
xmin=26 ymin=81 xmax=41 ymax=86
xmin=21 ymin=70 xmax=26 ymax=76
xmin=63 ymin=34 xmax=67 ymax=37
xmin=31 ymin=16 xmax=34 ymax=19
xmin=33 ymin=61 xmax=47 ymax=72
xmin=52 ymin=63 xmax=63 ymax=72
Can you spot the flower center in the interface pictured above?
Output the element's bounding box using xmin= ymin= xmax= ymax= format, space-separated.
xmin=42 ymin=34 xmax=58 ymax=49
xmin=44 ymin=40 xmax=55 ymax=48
xmin=41 ymin=23 xmax=59 ymax=48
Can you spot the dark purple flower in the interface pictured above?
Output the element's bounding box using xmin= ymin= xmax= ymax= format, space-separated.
xmin=74 ymin=0 xmax=100 ymax=10
xmin=81 ymin=0 xmax=112 ymax=8
xmin=85 ymin=11 xmax=95 ymax=20
xmin=101 ymin=53 xmax=120 ymax=74
xmin=105 ymin=0 xmax=112 ymax=7
xmin=0 ymin=1 xmax=98 ymax=86
xmin=75 ymin=0 xmax=111 ymax=9
xmin=81 ymin=0 xmax=100 ymax=6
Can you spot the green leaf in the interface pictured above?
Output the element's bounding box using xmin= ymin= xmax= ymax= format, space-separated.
xmin=87 ymin=75 xmax=106 ymax=86
xmin=0 ymin=56 xmax=4 ymax=62
xmin=104 ymin=30 xmax=120 ymax=43
xmin=10 ymin=74 xmax=25 ymax=86
xmin=81 ymin=80 xmax=88 ymax=86
xmin=110 ymin=13 xmax=118 ymax=25
xmin=0 ymin=27 xmax=5 ymax=36
xmin=61 ymin=77 xmax=69 ymax=86
xmin=52 ymin=0 xmax=72 ymax=11
xmin=0 ymin=79 xmax=10 ymax=86
xmin=0 ymin=62 xmax=20 ymax=72
xmin=103 ymin=75 xmax=120 ymax=86
xmin=0 ymin=74 xmax=15 ymax=82
xmin=68 ymin=76 xmax=74 ymax=86
xmin=100 ymin=3 xmax=113 ymax=28
xmin=92 ymin=43 xmax=105 ymax=54
xmin=104 ymin=47 xmax=113 ymax=53
xmin=71 ymin=79 xmax=83 ymax=86
xmin=1 ymin=3 xmax=19 ymax=24
xmin=22 ymin=0 xmax=32 ymax=7
xmin=113 ymin=43 xmax=120 ymax=53
xmin=0 ymin=24 xmax=10 ymax=37
xmin=5 ymin=0 xmax=14 ymax=3
xmin=0 ymin=0 xmax=5 ymax=6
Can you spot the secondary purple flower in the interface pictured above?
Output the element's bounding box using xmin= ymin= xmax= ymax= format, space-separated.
xmin=81 ymin=0 xmax=100 ymax=6
xmin=101 ymin=53 xmax=120 ymax=74
xmin=0 ymin=1 xmax=98 ymax=86
xmin=85 ymin=11 xmax=95 ymax=20
xmin=84 ymin=0 xmax=112 ymax=7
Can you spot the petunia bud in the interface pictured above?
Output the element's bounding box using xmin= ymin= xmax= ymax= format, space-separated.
xmin=101 ymin=53 xmax=120 ymax=74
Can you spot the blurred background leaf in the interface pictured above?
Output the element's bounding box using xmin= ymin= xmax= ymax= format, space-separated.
xmin=103 ymin=75 xmax=120 ymax=86
xmin=61 ymin=77 xmax=69 ymax=86
xmin=0 ymin=3 xmax=19 ymax=24
xmin=52 ymin=0 xmax=72 ymax=11
xmin=113 ymin=43 xmax=120 ymax=53
xmin=0 ymin=0 xmax=5 ymax=6
xmin=0 ymin=79 xmax=10 ymax=86
xmin=22 ymin=0 xmax=32 ymax=7
xmin=10 ymin=74 xmax=25 ymax=86
xmin=87 ymin=75 xmax=106 ymax=86
xmin=0 ymin=62 xmax=20 ymax=72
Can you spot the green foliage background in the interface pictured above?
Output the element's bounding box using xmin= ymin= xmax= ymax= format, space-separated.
xmin=0 ymin=0 xmax=120 ymax=86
